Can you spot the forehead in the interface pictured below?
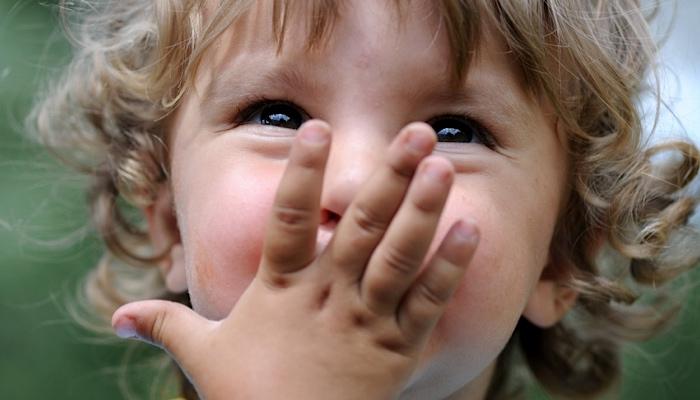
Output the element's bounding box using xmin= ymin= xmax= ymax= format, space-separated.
xmin=197 ymin=0 xmax=526 ymax=99
xmin=199 ymin=0 xmax=487 ymax=79
xmin=213 ymin=3 xmax=444 ymax=70
xmin=190 ymin=1 xmax=541 ymax=152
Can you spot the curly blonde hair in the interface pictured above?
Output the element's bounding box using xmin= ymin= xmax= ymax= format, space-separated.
xmin=30 ymin=0 xmax=700 ymax=398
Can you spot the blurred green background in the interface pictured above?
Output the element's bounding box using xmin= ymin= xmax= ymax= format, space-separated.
xmin=1 ymin=1 xmax=699 ymax=399
xmin=1 ymin=1 xmax=173 ymax=399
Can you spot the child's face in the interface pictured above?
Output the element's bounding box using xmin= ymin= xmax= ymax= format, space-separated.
xmin=158 ymin=1 xmax=570 ymax=397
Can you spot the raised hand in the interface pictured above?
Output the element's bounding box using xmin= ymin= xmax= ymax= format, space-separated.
xmin=111 ymin=120 xmax=479 ymax=400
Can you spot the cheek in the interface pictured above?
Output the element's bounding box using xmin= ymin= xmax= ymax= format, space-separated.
xmin=183 ymin=163 xmax=283 ymax=319
xmin=420 ymin=182 xmax=557 ymax=369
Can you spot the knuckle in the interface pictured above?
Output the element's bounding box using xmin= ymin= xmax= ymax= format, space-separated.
xmin=150 ymin=309 xmax=168 ymax=346
xmin=409 ymin=183 xmax=448 ymax=214
xmin=382 ymin=245 xmax=419 ymax=278
xmin=415 ymin=281 xmax=449 ymax=309
xmin=388 ymin=151 xmax=418 ymax=180
xmin=409 ymin=182 xmax=449 ymax=216
xmin=351 ymin=205 xmax=388 ymax=238
xmin=411 ymin=194 xmax=442 ymax=214
xmin=375 ymin=335 xmax=410 ymax=354
xmin=272 ymin=204 xmax=314 ymax=232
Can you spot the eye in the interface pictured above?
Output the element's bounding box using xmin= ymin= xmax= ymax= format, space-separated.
xmin=427 ymin=115 xmax=490 ymax=145
xmin=240 ymin=100 xmax=310 ymax=130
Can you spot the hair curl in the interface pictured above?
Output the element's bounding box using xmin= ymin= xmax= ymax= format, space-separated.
xmin=30 ymin=0 xmax=700 ymax=398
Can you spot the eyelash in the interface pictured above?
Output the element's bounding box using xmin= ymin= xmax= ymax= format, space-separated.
xmin=231 ymin=97 xmax=496 ymax=148
xmin=231 ymin=96 xmax=308 ymax=128
xmin=426 ymin=114 xmax=496 ymax=148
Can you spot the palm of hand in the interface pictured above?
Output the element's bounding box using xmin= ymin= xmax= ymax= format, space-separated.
xmin=113 ymin=120 xmax=478 ymax=400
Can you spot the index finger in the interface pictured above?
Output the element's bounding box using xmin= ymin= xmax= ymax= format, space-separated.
xmin=261 ymin=121 xmax=331 ymax=279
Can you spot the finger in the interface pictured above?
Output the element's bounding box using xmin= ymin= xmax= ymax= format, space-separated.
xmin=397 ymin=219 xmax=478 ymax=345
xmin=362 ymin=156 xmax=454 ymax=315
xmin=323 ymin=123 xmax=435 ymax=280
xmin=261 ymin=120 xmax=331 ymax=277
xmin=112 ymin=300 xmax=212 ymax=363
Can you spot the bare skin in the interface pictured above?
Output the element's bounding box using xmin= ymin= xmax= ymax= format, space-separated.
xmin=112 ymin=121 xmax=479 ymax=399
xmin=112 ymin=1 xmax=575 ymax=397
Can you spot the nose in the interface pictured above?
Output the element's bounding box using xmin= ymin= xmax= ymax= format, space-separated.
xmin=319 ymin=128 xmax=386 ymax=230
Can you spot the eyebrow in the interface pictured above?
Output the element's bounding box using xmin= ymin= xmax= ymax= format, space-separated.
xmin=449 ymin=86 xmax=525 ymax=119
xmin=201 ymin=65 xmax=314 ymax=113
xmin=420 ymin=77 xmax=533 ymax=128
xmin=206 ymin=66 xmax=524 ymax=112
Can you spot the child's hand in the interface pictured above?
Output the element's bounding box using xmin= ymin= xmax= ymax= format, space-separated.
xmin=112 ymin=120 xmax=479 ymax=400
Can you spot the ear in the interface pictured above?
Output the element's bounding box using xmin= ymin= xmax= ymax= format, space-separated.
xmin=143 ymin=185 xmax=187 ymax=293
xmin=522 ymin=279 xmax=577 ymax=328
xmin=522 ymin=254 xmax=578 ymax=328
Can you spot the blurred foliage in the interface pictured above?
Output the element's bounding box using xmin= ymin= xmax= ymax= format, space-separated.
xmin=0 ymin=1 xmax=698 ymax=399
xmin=0 ymin=1 xmax=171 ymax=399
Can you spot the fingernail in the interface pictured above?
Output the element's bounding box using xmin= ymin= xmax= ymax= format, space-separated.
xmin=300 ymin=124 xmax=329 ymax=144
xmin=454 ymin=219 xmax=478 ymax=243
xmin=114 ymin=316 xmax=140 ymax=340
xmin=407 ymin=130 xmax=433 ymax=154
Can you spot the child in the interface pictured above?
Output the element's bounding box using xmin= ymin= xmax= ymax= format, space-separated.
xmin=31 ymin=0 xmax=700 ymax=398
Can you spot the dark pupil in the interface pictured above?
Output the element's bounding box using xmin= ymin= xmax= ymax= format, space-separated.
xmin=437 ymin=127 xmax=472 ymax=142
xmin=432 ymin=119 xmax=475 ymax=143
xmin=260 ymin=104 xmax=302 ymax=129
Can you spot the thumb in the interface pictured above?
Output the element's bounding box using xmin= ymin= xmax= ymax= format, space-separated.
xmin=112 ymin=300 xmax=211 ymax=359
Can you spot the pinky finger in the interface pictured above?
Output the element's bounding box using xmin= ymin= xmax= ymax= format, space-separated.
xmin=397 ymin=219 xmax=479 ymax=345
